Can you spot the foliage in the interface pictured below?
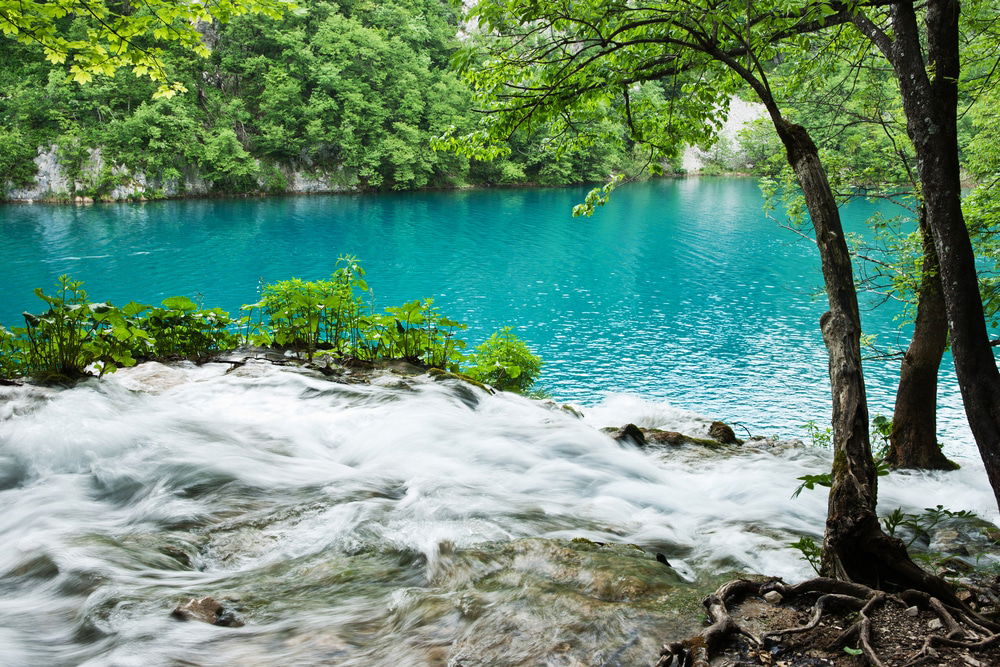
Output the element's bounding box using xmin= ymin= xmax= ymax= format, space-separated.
xmin=0 ymin=276 xmax=241 ymax=380
xmin=244 ymin=257 xmax=372 ymax=361
xmin=881 ymin=505 xmax=979 ymax=549
xmin=136 ymin=297 xmax=238 ymax=360
xmin=9 ymin=275 xmax=144 ymax=380
xmin=0 ymin=325 xmax=23 ymax=379
xmin=802 ymin=420 xmax=832 ymax=448
xmin=788 ymin=536 xmax=823 ymax=576
xmin=871 ymin=414 xmax=893 ymax=459
xmin=244 ymin=262 xmax=474 ymax=373
xmin=464 ymin=326 xmax=542 ymax=394
xmin=0 ymin=267 xmax=543 ymax=392
xmin=791 ymin=416 xmax=892 ymax=498
xmin=0 ymin=0 xmax=291 ymax=98
xmin=379 ymin=299 xmax=469 ymax=370
xmin=0 ymin=0 xmax=650 ymax=198
xmin=796 ymin=505 xmax=982 ymax=577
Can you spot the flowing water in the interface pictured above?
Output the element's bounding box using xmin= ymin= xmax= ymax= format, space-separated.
xmin=1 ymin=179 xmax=997 ymax=665
xmin=1 ymin=362 xmax=995 ymax=665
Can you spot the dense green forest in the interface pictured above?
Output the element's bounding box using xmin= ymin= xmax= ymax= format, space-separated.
xmin=0 ymin=0 xmax=669 ymax=199
xmin=3 ymin=0 xmax=996 ymax=201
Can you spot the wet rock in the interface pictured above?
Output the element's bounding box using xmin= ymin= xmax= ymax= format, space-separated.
xmin=561 ymin=404 xmax=584 ymax=419
xmin=645 ymin=428 xmax=721 ymax=449
xmin=709 ymin=420 xmax=741 ymax=444
xmin=113 ymin=362 xmax=188 ymax=393
xmin=443 ymin=537 xmax=707 ymax=666
xmin=427 ymin=368 xmax=494 ymax=396
xmin=172 ymin=596 xmax=221 ymax=624
xmin=602 ymin=424 xmax=727 ymax=449
xmin=763 ymin=590 xmax=782 ymax=604
xmin=645 ymin=429 xmax=692 ymax=446
xmin=602 ymin=423 xmax=646 ymax=446
xmin=930 ymin=529 xmax=970 ymax=556
xmin=378 ymin=359 xmax=426 ymax=376
xmin=171 ymin=596 xmax=245 ymax=627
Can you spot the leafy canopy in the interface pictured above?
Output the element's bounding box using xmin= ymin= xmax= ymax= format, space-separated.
xmin=0 ymin=0 xmax=292 ymax=96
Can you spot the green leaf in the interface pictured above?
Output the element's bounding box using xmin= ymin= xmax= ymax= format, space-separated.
xmin=162 ymin=296 xmax=198 ymax=312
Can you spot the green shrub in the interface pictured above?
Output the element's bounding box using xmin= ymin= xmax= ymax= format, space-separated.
xmin=464 ymin=327 xmax=542 ymax=393
xmin=377 ymin=298 xmax=468 ymax=369
xmin=134 ymin=297 xmax=239 ymax=360
xmin=0 ymin=265 xmax=544 ymax=390
xmin=12 ymin=275 xmax=145 ymax=380
xmin=0 ymin=325 xmax=23 ymax=379
xmin=243 ymin=259 xmax=469 ymax=369
xmin=244 ymin=257 xmax=370 ymax=360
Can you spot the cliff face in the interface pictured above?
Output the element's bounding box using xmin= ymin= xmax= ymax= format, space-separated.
xmin=680 ymin=97 xmax=766 ymax=174
xmin=2 ymin=146 xmax=359 ymax=202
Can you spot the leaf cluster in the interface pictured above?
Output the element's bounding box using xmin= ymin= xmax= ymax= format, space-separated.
xmin=0 ymin=261 xmax=544 ymax=394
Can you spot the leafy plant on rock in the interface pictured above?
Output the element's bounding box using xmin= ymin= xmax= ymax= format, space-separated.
xmin=465 ymin=326 xmax=542 ymax=394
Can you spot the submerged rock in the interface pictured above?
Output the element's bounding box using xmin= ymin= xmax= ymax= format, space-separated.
xmin=645 ymin=428 xmax=720 ymax=448
xmin=171 ymin=596 xmax=245 ymax=627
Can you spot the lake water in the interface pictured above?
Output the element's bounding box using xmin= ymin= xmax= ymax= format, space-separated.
xmin=0 ymin=177 xmax=971 ymax=447
xmin=3 ymin=178 xmax=996 ymax=666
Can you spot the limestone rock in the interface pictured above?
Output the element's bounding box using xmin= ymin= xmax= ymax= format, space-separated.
xmin=709 ymin=420 xmax=741 ymax=444
xmin=113 ymin=362 xmax=188 ymax=393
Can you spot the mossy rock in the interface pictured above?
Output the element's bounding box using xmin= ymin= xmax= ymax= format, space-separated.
xmin=427 ymin=367 xmax=495 ymax=394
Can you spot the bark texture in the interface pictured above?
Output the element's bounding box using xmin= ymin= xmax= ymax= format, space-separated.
xmin=888 ymin=214 xmax=957 ymax=470
xmin=887 ymin=1 xmax=1000 ymax=509
xmin=769 ymin=116 xmax=901 ymax=586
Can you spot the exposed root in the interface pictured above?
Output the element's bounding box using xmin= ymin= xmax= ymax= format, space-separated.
xmin=655 ymin=579 xmax=765 ymax=667
xmin=661 ymin=576 xmax=1000 ymax=666
xmin=858 ymin=592 xmax=888 ymax=667
xmin=766 ymin=593 xmax=865 ymax=638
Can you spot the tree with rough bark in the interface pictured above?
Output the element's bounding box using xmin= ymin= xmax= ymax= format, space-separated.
xmin=847 ymin=1 xmax=1000 ymax=508
xmin=740 ymin=25 xmax=961 ymax=472
xmin=449 ymin=0 xmax=962 ymax=591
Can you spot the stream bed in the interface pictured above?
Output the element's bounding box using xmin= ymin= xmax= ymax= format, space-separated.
xmin=1 ymin=361 xmax=995 ymax=665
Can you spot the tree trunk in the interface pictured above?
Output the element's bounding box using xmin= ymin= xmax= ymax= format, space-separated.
xmin=888 ymin=1 xmax=1000 ymax=509
xmin=768 ymin=117 xmax=943 ymax=590
xmin=774 ymin=120 xmax=873 ymax=582
xmin=711 ymin=45 xmax=956 ymax=593
xmin=888 ymin=212 xmax=957 ymax=470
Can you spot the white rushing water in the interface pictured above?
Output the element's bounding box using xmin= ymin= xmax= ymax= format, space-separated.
xmin=0 ymin=361 xmax=996 ymax=666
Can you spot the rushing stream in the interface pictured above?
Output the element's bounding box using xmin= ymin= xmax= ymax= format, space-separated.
xmin=1 ymin=361 xmax=996 ymax=665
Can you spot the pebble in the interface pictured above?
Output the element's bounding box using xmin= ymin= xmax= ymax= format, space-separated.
xmin=763 ymin=591 xmax=783 ymax=604
xmin=905 ymin=606 xmax=919 ymax=617
xmin=928 ymin=618 xmax=943 ymax=630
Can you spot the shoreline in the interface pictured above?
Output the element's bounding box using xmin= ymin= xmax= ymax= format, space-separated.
xmin=0 ymin=171 xmax=757 ymax=206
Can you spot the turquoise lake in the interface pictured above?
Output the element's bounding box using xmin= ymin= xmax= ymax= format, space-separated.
xmin=0 ymin=177 xmax=972 ymax=448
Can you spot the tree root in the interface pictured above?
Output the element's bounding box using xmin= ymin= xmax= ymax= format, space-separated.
xmin=659 ymin=576 xmax=1000 ymax=666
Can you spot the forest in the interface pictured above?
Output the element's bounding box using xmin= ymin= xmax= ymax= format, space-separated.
xmin=1 ymin=1 xmax=1000 ymax=666
xmin=0 ymin=0 xmax=667 ymax=198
